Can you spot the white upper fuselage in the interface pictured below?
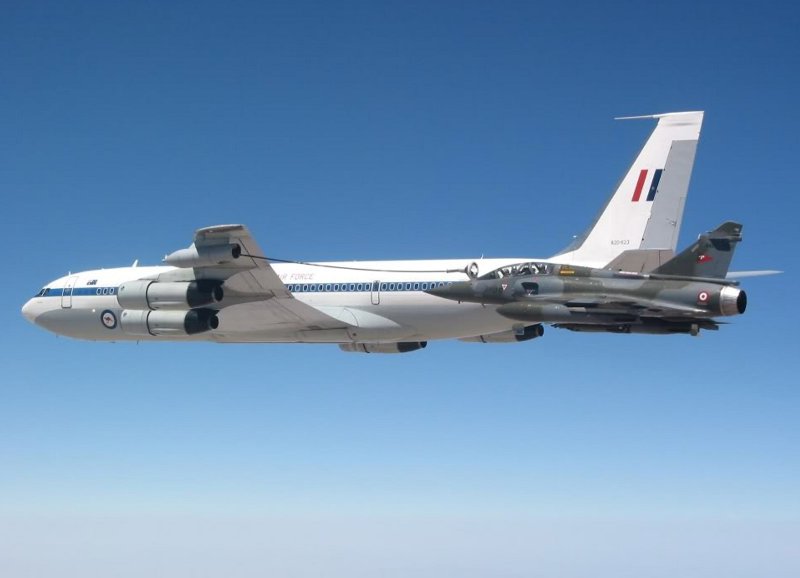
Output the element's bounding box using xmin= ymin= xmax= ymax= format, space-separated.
xmin=22 ymin=257 xmax=541 ymax=343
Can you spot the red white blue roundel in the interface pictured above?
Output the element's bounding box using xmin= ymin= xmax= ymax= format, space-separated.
xmin=698 ymin=291 xmax=710 ymax=304
xmin=101 ymin=309 xmax=117 ymax=329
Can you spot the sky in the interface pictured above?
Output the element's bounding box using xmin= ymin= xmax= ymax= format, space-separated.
xmin=2 ymin=1 xmax=799 ymax=576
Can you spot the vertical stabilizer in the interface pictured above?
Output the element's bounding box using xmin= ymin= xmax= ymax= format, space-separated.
xmin=553 ymin=111 xmax=704 ymax=268
xmin=653 ymin=221 xmax=742 ymax=279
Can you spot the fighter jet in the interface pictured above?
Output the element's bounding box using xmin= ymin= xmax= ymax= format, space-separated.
xmin=426 ymin=222 xmax=750 ymax=338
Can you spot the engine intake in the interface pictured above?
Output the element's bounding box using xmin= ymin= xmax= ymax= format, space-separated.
xmin=120 ymin=308 xmax=219 ymax=336
xmin=117 ymin=280 xmax=223 ymax=310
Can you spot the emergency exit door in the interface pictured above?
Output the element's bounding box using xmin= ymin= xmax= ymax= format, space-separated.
xmin=61 ymin=276 xmax=78 ymax=308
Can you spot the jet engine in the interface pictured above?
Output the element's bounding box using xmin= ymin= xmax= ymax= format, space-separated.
xmin=460 ymin=324 xmax=544 ymax=343
xmin=657 ymin=284 xmax=747 ymax=317
xmin=120 ymin=308 xmax=219 ymax=336
xmin=339 ymin=342 xmax=427 ymax=354
xmin=164 ymin=243 xmax=242 ymax=268
xmin=117 ymin=280 xmax=223 ymax=310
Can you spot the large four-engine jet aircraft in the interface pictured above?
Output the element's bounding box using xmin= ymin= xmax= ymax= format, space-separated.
xmin=24 ymin=111 xmax=734 ymax=353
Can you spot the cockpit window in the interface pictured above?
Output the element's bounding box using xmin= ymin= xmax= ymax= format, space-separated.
xmin=479 ymin=262 xmax=551 ymax=280
xmin=34 ymin=288 xmax=47 ymax=297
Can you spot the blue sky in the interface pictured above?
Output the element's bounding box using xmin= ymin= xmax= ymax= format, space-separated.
xmin=2 ymin=1 xmax=799 ymax=576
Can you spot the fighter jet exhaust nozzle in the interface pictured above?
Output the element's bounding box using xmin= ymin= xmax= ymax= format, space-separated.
xmin=118 ymin=280 xmax=224 ymax=310
xmin=120 ymin=308 xmax=219 ymax=337
xmin=719 ymin=286 xmax=747 ymax=316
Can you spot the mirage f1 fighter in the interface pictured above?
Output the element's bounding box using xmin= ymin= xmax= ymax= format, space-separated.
xmin=426 ymin=222 xmax=749 ymax=338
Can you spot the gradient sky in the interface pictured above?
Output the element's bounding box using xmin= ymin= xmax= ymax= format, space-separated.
xmin=2 ymin=1 xmax=799 ymax=576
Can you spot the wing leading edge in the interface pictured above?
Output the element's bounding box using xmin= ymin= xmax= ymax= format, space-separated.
xmin=165 ymin=224 xmax=352 ymax=333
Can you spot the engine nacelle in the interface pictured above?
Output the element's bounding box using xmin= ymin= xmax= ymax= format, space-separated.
xmin=117 ymin=280 xmax=223 ymax=310
xmin=460 ymin=324 xmax=544 ymax=343
xmin=120 ymin=308 xmax=219 ymax=336
xmin=164 ymin=243 xmax=242 ymax=268
xmin=339 ymin=341 xmax=427 ymax=354
xmin=659 ymin=284 xmax=747 ymax=317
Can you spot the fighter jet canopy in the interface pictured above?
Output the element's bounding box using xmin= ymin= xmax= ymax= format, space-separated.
xmin=478 ymin=262 xmax=553 ymax=281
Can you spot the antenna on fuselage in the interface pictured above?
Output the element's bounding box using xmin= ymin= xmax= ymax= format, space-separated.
xmin=132 ymin=259 xmax=139 ymax=267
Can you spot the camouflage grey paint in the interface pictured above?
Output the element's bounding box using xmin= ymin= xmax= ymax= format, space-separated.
xmin=653 ymin=221 xmax=742 ymax=279
xmin=427 ymin=222 xmax=746 ymax=337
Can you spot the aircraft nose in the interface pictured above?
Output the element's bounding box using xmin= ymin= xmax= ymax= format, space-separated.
xmin=425 ymin=281 xmax=476 ymax=302
xmin=426 ymin=280 xmax=512 ymax=305
xmin=21 ymin=299 xmax=37 ymax=324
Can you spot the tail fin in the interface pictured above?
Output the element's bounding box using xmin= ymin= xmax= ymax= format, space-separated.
xmin=653 ymin=221 xmax=743 ymax=279
xmin=553 ymin=111 xmax=704 ymax=268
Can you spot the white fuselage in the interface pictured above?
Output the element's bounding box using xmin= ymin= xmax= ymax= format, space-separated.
xmin=22 ymin=257 xmax=544 ymax=343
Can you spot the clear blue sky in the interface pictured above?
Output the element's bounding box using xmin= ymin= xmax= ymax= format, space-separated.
xmin=2 ymin=1 xmax=798 ymax=576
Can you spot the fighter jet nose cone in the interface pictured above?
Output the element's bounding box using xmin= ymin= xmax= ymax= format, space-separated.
xmin=424 ymin=285 xmax=451 ymax=299
xmin=425 ymin=282 xmax=471 ymax=301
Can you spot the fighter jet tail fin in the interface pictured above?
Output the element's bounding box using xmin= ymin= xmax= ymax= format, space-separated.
xmin=653 ymin=221 xmax=743 ymax=279
xmin=553 ymin=111 xmax=704 ymax=268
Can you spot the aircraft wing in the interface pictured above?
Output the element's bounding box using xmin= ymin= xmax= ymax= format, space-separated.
xmin=190 ymin=224 xmax=289 ymax=296
xmin=726 ymin=270 xmax=783 ymax=279
xmin=164 ymin=224 xmax=352 ymax=332
xmin=562 ymin=295 xmax=707 ymax=318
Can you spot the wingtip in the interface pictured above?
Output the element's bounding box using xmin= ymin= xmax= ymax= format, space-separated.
xmin=615 ymin=110 xmax=705 ymax=121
